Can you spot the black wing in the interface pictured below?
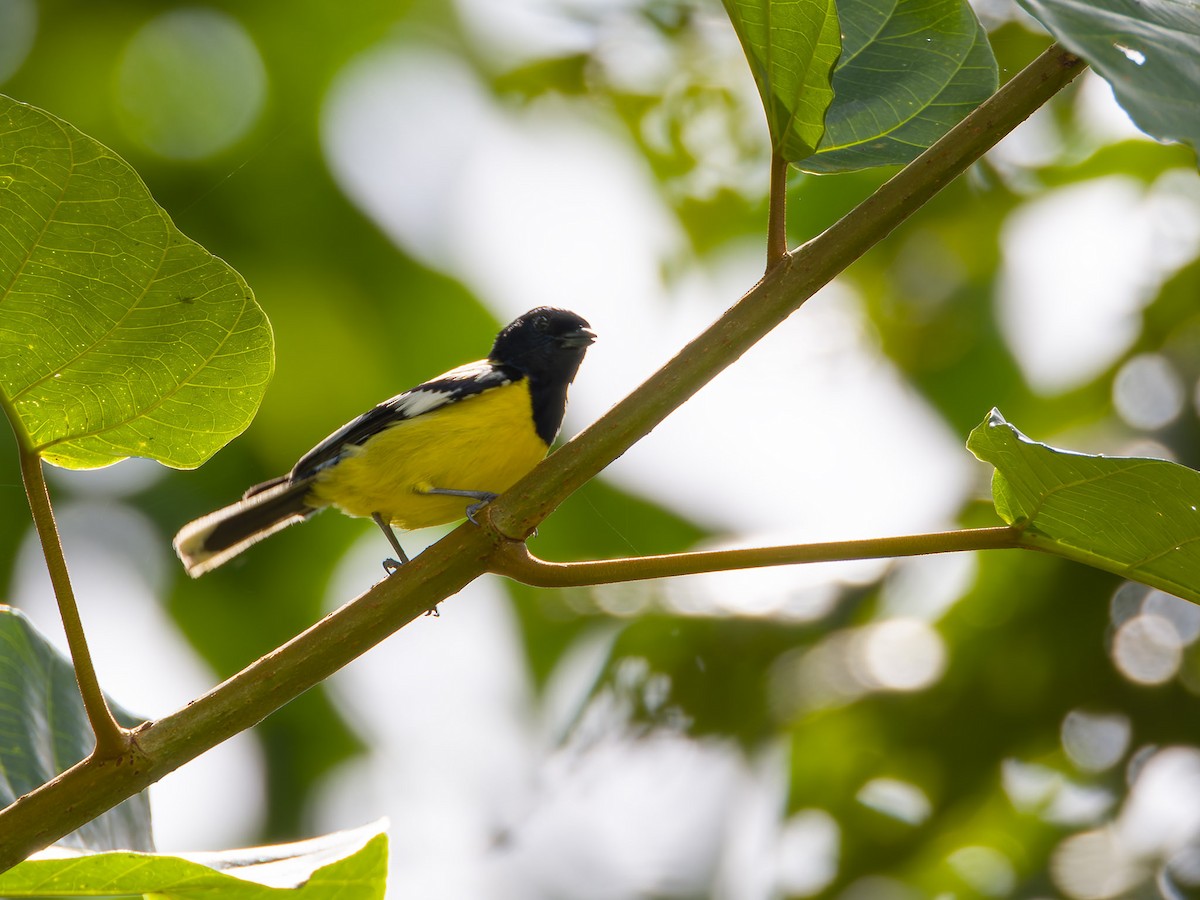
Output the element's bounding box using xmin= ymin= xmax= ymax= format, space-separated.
xmin=289 ymin=360 xmax=517 ymax=481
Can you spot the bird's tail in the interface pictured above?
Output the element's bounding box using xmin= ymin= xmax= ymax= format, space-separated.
xmin=174 ymin=477 xmax=317 ymax=577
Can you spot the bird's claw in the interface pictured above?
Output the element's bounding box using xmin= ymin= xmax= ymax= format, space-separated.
xmin=382 ymin=557 xmax=404 ymax=575
xmin=465 ymin=492 xmax=499 ymax=525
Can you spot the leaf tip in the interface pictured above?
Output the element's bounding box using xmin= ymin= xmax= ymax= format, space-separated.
xmin=967 ymin=407 xmax=1011 ymax=459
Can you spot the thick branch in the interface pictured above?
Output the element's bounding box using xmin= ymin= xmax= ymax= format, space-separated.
xmin=0 ymin=44 xmax=1086 ymax=867
xmin=491 ymin=527 xmax=1022 ymax=587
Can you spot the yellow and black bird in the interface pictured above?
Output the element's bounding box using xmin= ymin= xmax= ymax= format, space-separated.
xmin=174 ymin=307 xmax=595 ymax=577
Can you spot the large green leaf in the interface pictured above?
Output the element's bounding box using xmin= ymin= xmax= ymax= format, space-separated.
xmin=1017 ymin=0 xmax=1200 ymax=160
xmin=0 ymin=823 xmax=388 ymax=899
xmin=721 ymin=0 xmax=841 ymax=161
xmin=0 ymin=94 xmax=273 ymax=470
xmin=0 ymin=606 xmax=152 ymax=851
xmin=968 ymin=410 xmax=1200 ymax=605
xmin=800 ymin=0 xmax=998 ymax=174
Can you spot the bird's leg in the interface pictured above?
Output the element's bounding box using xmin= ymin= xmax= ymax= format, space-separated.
xmin=420 ymin=488 xmax=499 ymax=525
xmin=372 ymin=512 xmax=409 ymax=574
xmin=371 ymin=512 xmax=437 ymax=614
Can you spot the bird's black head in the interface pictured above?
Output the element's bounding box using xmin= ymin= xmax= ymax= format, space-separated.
xmin=490 ymin=307 xmax=594 ymax=445
xmin=489 ymin=307 xmax=595 ymax=385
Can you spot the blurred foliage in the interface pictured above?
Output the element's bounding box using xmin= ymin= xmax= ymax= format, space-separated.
xmin=0 ymin=607 xmax=151 ymax=851
xmin=3 ymin=0 xmax=1200 ymax=897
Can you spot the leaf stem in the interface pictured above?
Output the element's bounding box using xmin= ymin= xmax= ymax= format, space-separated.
xmin=766 ymin=151 xmax=789 ymax=269
xmin=490 ymin=526 xmax=1022 ymax=586
xmin=16 ymin=448 xmax=130 ymax=759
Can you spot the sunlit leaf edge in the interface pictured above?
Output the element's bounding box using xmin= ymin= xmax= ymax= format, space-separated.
xmin=967 ymin=409 xmax=1200 ymax=605
xmin=0 ymin=824 xmax=388 ymax=898
xmin=0 ymin=605 xmax=152 ymax=852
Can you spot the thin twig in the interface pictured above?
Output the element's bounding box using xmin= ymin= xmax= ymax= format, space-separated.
xmin=490 ymin=527 xmax=1023 ymax=587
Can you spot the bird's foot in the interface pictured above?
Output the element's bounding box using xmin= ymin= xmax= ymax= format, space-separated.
xmin=465 ymin=492 xmax=499 ymax=525
xmin=421 ymin=488 xmax=499 ymax=525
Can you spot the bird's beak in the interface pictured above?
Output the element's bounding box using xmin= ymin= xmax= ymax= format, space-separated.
xmin=559 ymin=327 xmax=597 ymax=348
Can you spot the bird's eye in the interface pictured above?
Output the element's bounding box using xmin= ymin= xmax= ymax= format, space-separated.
xmin=533 ymin=315 xmax=550 ymax=332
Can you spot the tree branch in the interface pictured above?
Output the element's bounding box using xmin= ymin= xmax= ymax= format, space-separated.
xmin=0 ymin=44 xmax=1086 ymax=868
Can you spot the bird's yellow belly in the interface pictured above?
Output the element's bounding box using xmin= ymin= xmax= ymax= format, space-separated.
xmin=306 ymin=382 xmax=550 ymax=529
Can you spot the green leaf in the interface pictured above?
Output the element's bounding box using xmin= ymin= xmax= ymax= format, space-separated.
xmin=0 ymin=606 xmax=152 ymax=851
xmin=721 ymin=0 xmax=841 ymax=161
xmin=967 ymin=409 xmax=1200 ymax=605
xmin=1017 ymin=0 xmax=1200 ymax=160
xmin=0 ymin=823 xmax=388 ymax=899
xmin=0 ymin=94 xmax=273 ymax=470
xmin=800 ymin=0 xmax=999 ymax=174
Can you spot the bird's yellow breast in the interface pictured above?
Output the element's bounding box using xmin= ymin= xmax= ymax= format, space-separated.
xmin=306 ymin=380 xmax=550 ymax=529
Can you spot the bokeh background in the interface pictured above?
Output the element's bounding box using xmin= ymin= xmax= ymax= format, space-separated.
xmin=3 ymin=0 xmax=1200 ymax=897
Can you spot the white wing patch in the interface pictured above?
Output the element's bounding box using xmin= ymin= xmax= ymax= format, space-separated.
xmin=392 ymin=387 xmax=458 ymax=418
xmin=387 ymin=360 xmax=511 ymax=418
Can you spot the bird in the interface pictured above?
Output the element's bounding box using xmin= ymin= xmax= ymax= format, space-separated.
xmin=174 ymin=307 xmax=595 ymax=577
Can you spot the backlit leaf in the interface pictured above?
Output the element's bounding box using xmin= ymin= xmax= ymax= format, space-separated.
xmin=0 ymin=95 xmax=273 ymax=470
